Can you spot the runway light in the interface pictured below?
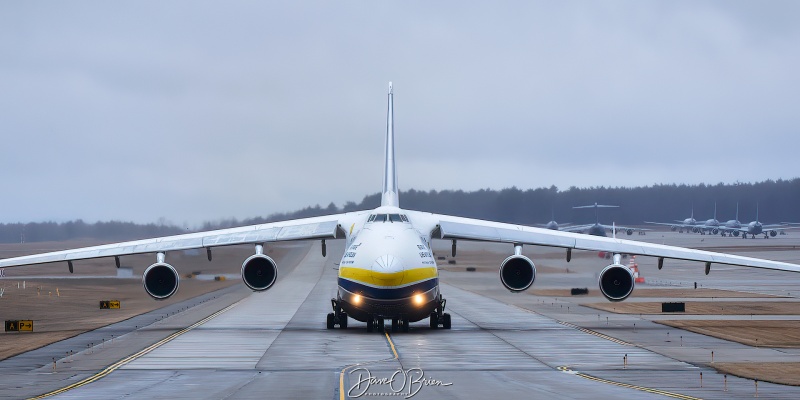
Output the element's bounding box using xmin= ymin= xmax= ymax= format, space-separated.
xmin=413 ymin=293 xmax=424 ymax=306
xmin=353 ymin=294 xmax=361 ymax=304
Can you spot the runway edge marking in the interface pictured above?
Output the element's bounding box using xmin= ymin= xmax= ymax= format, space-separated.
xmin=557 ymin=366 xmax=702 ymax=400
xmin=28 ymin=301 xmax=241 ymax=400
xmin=338 ymin=331 xmax=399 ymax=400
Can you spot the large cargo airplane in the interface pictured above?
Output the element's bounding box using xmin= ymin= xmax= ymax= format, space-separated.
xmin=1 ymin=83 xmax=799 ymax=333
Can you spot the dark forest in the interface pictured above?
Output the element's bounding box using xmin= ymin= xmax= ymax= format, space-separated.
xmin=2 ymin=178 xmax=798 ymax=243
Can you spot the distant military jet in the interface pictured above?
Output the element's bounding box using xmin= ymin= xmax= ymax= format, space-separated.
xmin=564 ymin=203 xmax=644 ymax=237
xmin=539 ymin=210 xmax=571 ymax=231
xmin=645 ymin=207 xmax=700 ymax=233
xmin=697 ymin=203 xmax=721 ymax=235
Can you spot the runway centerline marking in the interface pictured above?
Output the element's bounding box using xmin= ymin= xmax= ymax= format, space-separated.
xmin=557 ymin=366 xmax=703 ymax=400
xmin=29 ymin=301 xmax=241 ymax=400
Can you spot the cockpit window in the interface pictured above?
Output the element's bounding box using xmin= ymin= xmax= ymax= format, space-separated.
xmin=368 ymin=213 xmax=408 ymax=223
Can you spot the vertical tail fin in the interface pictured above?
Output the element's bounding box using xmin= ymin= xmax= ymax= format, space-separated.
xmin=381 ymin=82 xmax=399 ymax=207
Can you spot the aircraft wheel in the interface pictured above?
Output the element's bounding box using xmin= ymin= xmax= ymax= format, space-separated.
xmin=391 ymin=319 xmax=399 ymax=332
xmin=340 ymin=313 xmax=348 ymax=329
xmin=429 ymin=313 xmax=439 ymax=329
xmin=326 ymin=313 xmax=335 ymax=329
xmin=442 ymin=313 xmax=452 ymax=330
xmin=367 ymin=318 xmax=374 ymax=333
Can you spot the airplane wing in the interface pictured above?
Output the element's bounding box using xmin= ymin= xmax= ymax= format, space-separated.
xmin=761 ymin=224 xmax=796 ymax=230
xmin=598 ymin=224 xmax=650 ymax=233
xmin=0 ymin=214 xmax=349 ymax=268
xmin=428 ymin=213 xmax=800 ymax=273
xmin=645 ymin=221 xmax=684 ymax=227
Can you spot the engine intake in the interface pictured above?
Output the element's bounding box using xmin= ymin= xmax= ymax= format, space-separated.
xmin=598 ymin=263 xmax=634 ymax=302
xmin=143 ymin=262 xmax=179 ymax=300
xmin=241 ymin=254 xmax=278 ymax=291
xmin=499 ymin=255 xmax=536 ymax=292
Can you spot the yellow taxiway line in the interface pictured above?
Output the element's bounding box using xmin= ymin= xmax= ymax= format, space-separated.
xmin=29 ymin=302 xmax=239 ymax=400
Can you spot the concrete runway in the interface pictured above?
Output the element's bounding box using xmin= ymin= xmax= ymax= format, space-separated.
xmin=2 ymin=236 xmax=800 ymax=399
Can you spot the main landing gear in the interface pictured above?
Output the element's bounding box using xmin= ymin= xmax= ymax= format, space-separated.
xmin=429 ymin=295 xmax=451 ymax=330
xmin=327 ymin=298 xmax=348 ymax=329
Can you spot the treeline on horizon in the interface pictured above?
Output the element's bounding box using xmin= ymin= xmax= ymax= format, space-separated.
xmin=1 ymin=178 xmax=798 ymax=243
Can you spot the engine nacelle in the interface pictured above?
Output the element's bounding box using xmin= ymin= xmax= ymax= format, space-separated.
xmin=712 ymin=228 xmax=719 ymax=235
xmin=598 ymin=263 xmax=634 ymax=302
xmin=499 ymin=255 xmax=536 ymax=292
xmin=732 ymin=230 xmax=740 ymax=237
xmin=626 ymin=229 xmax=634 ymax=235
xmin=770 ymin=230 xmax=777 ymax=237
xmin=670 ymin=226 xmax=678 ymax=231
xmin=241 ymin=254 xmax=278 ymax=291
xmin=143 ymin=262 xmax=180 ymax=300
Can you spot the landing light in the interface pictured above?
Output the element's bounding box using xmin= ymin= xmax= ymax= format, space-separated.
xmin=413 ymin=293 xmax=424 ymax=305
xmin=353 ymin=294 xmax=361 ymax=304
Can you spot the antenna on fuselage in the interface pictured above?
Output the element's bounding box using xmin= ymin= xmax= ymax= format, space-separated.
xmin=381 ymin=82 xmax=399 ymax=207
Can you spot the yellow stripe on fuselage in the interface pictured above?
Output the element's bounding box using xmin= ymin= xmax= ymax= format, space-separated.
xmin=339 ymin=266 xmax=437 ymax=287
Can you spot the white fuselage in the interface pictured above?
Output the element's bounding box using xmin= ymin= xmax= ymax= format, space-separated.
xmin=336 ymin=207 xmax=441 ymax=322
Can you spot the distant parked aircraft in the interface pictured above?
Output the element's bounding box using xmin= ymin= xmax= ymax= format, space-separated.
xmin=644 ymin=207 xmax=700 ymax=233
xmin=565 ymin=203 xmax=644 ymax=237
xmin=540 ymin=210 xmax=571 ymax=231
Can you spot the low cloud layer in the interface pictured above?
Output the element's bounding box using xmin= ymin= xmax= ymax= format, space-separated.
xmin=1 ymin=1 xmax=798 ymax=225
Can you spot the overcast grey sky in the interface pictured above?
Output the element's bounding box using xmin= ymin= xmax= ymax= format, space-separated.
xmin=1 ymin=1 xmax=798 ymax=225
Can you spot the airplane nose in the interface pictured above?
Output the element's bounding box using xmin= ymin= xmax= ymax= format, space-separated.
xmin=370 ymin=255 xmax=406 ymax=286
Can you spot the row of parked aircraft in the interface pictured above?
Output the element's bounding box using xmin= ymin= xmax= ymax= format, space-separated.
xmin=543 ymin=202 xmax=795 ymax=239
xmin=645 ymin=203 xmax=795 ymax=239
xmin=542 ymin=203 xmax=800 ymax=239
xmin=1 ymin=83 xmax=799 ymax=332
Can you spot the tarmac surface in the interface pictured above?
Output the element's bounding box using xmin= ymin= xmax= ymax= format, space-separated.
xmin=2 ymin=232 xmax=800 ymax=399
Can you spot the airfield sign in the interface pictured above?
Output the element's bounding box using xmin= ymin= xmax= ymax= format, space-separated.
xmin=99 ymin=300 xmax=121 ymax=309
xmin=5 ymin=320 xmax=33 ymax=332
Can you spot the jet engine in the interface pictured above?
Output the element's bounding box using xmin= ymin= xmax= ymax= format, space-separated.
xmin=732 ymin=231 xmax=740 ymax=237
xmin=241 ymin=253 xmax=278 ymax=291
xmin=712 ymin=228 xmax=719 ymax=235
xmin=499 ymin=255 xmax=536 ymax=292
xmin=626 ymin=229 xmax=634 ymax=235
xmin=143 ymin=262 xmax=180 ymax=300
xmin=598 ymin=263 xmax=634 ymax=302
xmin=770 ymin=230 xmax=778 ymax=237
xmin=670 ymin=226 xmax=678 ymax=231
